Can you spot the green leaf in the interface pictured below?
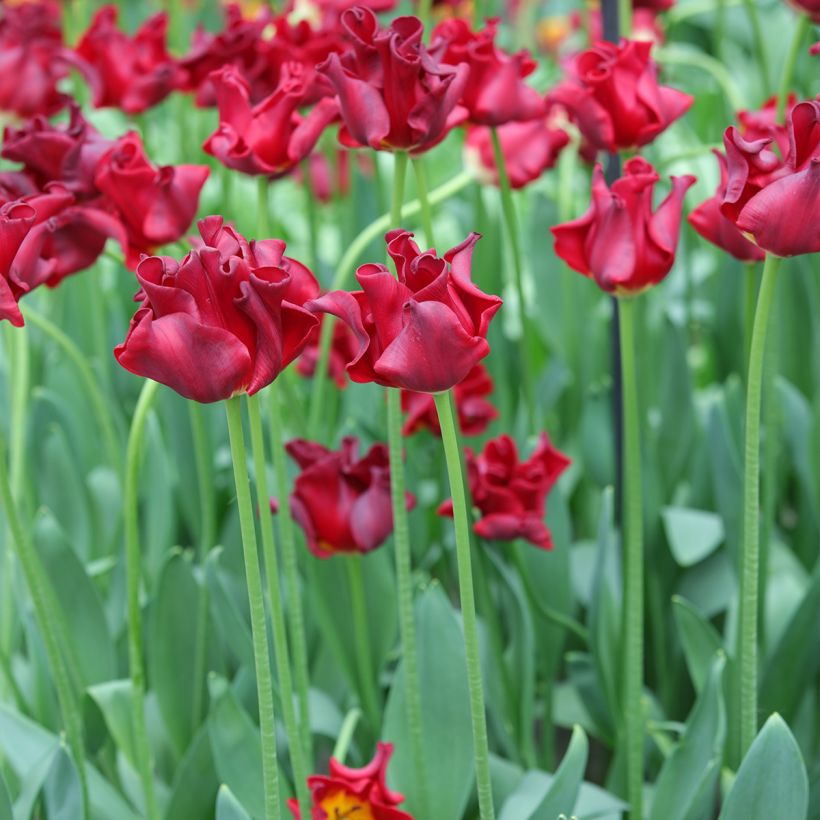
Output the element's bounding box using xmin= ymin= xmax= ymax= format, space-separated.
xmin=163 ymin=727 xmax=218 ymax=820
xmin=87 ymin=680 xmax=139 ymax=769
xmin=661 ymin=507 xmax=724 ymax=567
xmin=216 ymin=785 xmax=253 ymax=820
xmin=650 ymin=654 xmax=725 ymax=820
xmin=43 ymin=747 xmax=83 ymax=820
xmin=383 ymin=584 xmax=474 ymax=820
xmin=499 ymin=772 xmax=551 ymax=820
xmin=672 ymin=596 xmax=723 ymax=693
xmin=0 ymin=771 xmax=10 ymax=820
xmin=718 ymin=714 xmax=808 ymax=820
xmin=531 ymin=724 xmax=589 ymax=819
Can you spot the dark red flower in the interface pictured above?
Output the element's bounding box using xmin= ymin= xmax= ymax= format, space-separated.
xmin=282 ymin=0 xmax=399 ymax=27
xmin=788 ymin=0 xmax=820 ymax=22
xmin=688 ymin=150 xmax=764 ymax=262
xmin=307 ymin=230 xmax=502 ymax=393
xmin=285 ymin=438 xmax=413 ymax=558
xmin=115 ymin=216 xmax=318 ymax=402
xmin=431 ymin=18 xmax=544 ymax=126
xmin=0 ymin=0 xmax=69 ymax=117
xmin=317 ymin=8 xmax=468 ymax=153
xmin=547 ymin=38 xmax=692 ymax=154
xmin=75 ymin=6 xmax=182 ymax=114
xmin=811 ymin=41 xmax=820 ymax=56
xmin=402 ymin=362 xmax=498 ymax=436
xmin=438 ymin=432 xmax=570 ymax=550
xmin=203 ymin=64 xmax=338 ymax=177
xmin=551 ymin=157 xmax=695 ymax=294
xmin=289 ymin=743 xmax=412 ymax=819
xmin=721 ymin=99 xmax=820 ymax=257
xmin=300 ymin=150 xmax=351 ymax=203
xmin=297 ymin=315 xmax=359 ymax=387
xmin=633 ymin=0 xmax=674 ymax=9
xmin=464 ymin=116 xmax=569 ymax=189
xmin=94 ymin=132 xmax=210 ymax=262
xmin=737 ymin=95 xmax=795 ymax=160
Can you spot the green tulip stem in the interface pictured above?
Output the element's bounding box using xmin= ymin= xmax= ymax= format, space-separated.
xmin=123 ymin=378 xmax=162 ymax=820
xmin=247 ymin=393 xmax=311 ymax=816
xmin=188 ymin=403 xmax=215 ymax=559
xmin=301 ymin=159 xmax=321 ymax=275
xmin=345 ymin=555 xmax=381 ymax=731
xmin=332 ymin=708 xmax=363 ymax=762
xmin=225 ymin=396 xmax=281 ymax=820
xmin=776 ymin=14 xmax=811 ymax=122
xmin=743 ymin=264 xmax=758 ymax=369
xmin=741 ymin=0 xmax=771 ymax=97
xmin=257 ymin=176 xmax=271 ymax=240
xmin=489 ymin=127 xmax=536 ymax=429
xmin=433 ymin=391 xmax=495 ymax=820
xmin=617 ymin=297 xmax=644 ymax=820
xmin=619 ymin=0 xmax=632 ymax=38
xmin=411 ymin=156 xmax=436 ymax=248
xmin=738 ymin=253 xmax=782 ymax=757
xmin=267 ymin=384 xmax=314 ymax=762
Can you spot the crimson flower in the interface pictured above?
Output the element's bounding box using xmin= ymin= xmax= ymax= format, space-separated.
xmin=300 ymin=150 xmax=351 ymax=204
xmin=788 ymin=0 xmax=820 ymax=22
xmin=75 ymin=6 xmax=182 ymax=114
xmin=633 ymin=0 xmax=675 ymax=9
xmin=115 ymin=217 xmax=318 ymax=403
xmin=721 ymin=99 xmax=820 ymax=257
xmin=811 ymin=42 xmax=820 ymax=56
xmin=203 ymin=64 xmax=338 ymax=177
xmin=438 ymin=432 xmax=570 ymax=550
xmin=737 ymin=95 xmax=795 ymax=159
xmin=307 ymin=230 xmax=502 ymax=393
xmin=548 ymin=38 xmax=692 ymax=154
xmin=297 ymin=315 xmax=359 ymax=388
xmin=464 ymin=117 xmax=569 ymax=189
xmin=317 ymin=8 xmax=468 ymax=153
xmin=431 ymin=18 xmax=544 ymax=126
xmin=402 ymin=363 xmax=498 ymax=437
xmin=551 ymin=157 xmax=695 ymax=295
xmin=285 ymin=438 xmax=413 ymax=558
xmin=288 ymin=742 xmax=412 ymax=819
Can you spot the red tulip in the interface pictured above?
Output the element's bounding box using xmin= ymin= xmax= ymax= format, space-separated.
xmin=721 ymin=99 xmax=820 ymax=257
xmin=737 ymin=95 xmax=795 ymax=161
xmin=203 ymin=64 xmax=338 ymax=177
xmin=810 ymin=42 xmax=820 ymax=55
xmin=431 ymin=18 xmax=544 ymax=126
xmin=285 ymin=438 xmax=413 ymax=558
xmin=300 ymin=150 xmax=351 ymax=204
xmin=296 ymin=315 xmax=359 ymax=387
xmin=788 ymin=0 xmax=820 ymax=22
xmin=401 ymin=363 xmax=498 ymax=436
xmin=688 ymin=150 xmax=765 ymax=262
xmin=633 ymin=0 xmax=674 ymax=9
xmin=551 ymin=157 xmax=695 ymax=294
xmin=548 ymin=39 xmax=692 ymax=154
xmin=317 ymin=8 xmax=468 ymax=153
xmin=75 ymin=6 xmax=183 ymax=114
xmin=115 ymin=216 xmax=318 ymax=403
xmin=288 ymin=742 xmax=412 ymax=819
xmin=95 ymin=132 xmax=209 ymax=262
xmin=307 ymin=230 xmax=502 ymax=393
xmin=464 ymin=117 xmax=569 ymax=189
xmin=438 ymin=432 xmax=570 ymax=550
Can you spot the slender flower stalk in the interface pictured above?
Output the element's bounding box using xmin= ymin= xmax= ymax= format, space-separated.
xmin=301 ymin=159 xmax=321 ymax=278
xmin=188 ymin=402 xmax=215 ymax=559
xmin=617 ymin=297 xmax=644 ymax=820
xmin=123 ymin=378 xmax=161 ymax=820
xmin=433 ymin=391 xmax=495 ymax=820
xmin=741 ymin=0 xmax=771 ymax=97
xmin=411 ymin=157 xmax=435 ymax=248
xmin=247 ymin=393 xmax=311 ymax=817
xmin=225 ymin=396 xmax=281 ymax=820
xmin=738 ymin=254 xmax=782 ymax=757
xmin=743 ymin=264 xmax=758 ymax=367
xmin=332 ymin=708 xmax=363 ymax=761
xmin=258 ymin=176 xmax=271 ymax=239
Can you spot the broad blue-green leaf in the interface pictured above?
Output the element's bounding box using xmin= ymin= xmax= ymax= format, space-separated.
xmin=383 ymin=584 xmax=474 ymax=820
xmin=661 ymin=507 xmax=724 ymax=567
xmin=163 ymin=727 xmax=218 ymax=820
xmin=43 ymin=748 xmax=82 ymax=820
xmin=531 ymin=725 xmax=588 ymax=819
xmin=499 ymin=772 xmax=551 ymax=820
xmin=216 ymin=785 xmax=252 ymax=820
xmin=718 ymin=714 xmax=808 ymax=820
xmin=650 ymin=655 xmax=725 ymax=820
xmin=0 ymin=771 xmax=10 ymax=820
xmin=672 ymin=596 xmax=723 ymax=693
xmin=13 ymin=745 xmax=58 ymax=820
xmin=87 ymin=680 xmax=138 ymax=769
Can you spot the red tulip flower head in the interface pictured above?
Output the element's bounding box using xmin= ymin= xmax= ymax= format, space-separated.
xmin=285 ymin=438 xmax=413 ymax=558
xmin=548 ymin=38 xmax=693 ymax=154
xmin=552 ymin=157 xmax=695 ymax=295
xmin=438 ymin=432 xmax=570 ymax=550
xmin=297 ymin=315 xmax=359 ymax=388
xmin=317 ymin=8 xmax=468 ymax=153
xmin=115 ymin=217 xmax=319 ymax=403
xmin=288 ymin=742 xmax=413 ymax=819
xmin=307 ymin=230 xmax=502 ymax=393
xmin=720 ymin=99 xmax=820 ymax=257
xmin=787 ymin=0 xmax=820 ymax=22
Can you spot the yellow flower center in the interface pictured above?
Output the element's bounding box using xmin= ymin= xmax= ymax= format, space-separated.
xmin=318 ymin=790 xmax=375 ymax=820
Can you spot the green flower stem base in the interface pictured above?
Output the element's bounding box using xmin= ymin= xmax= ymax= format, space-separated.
xmin=738 ymin=253 xmax=782 ymax=757
xmin=225 ymin=396 xmax=281 ymax=820
xmin=346 ymin=555 xmax=381 ymax=731
xmin=433 ymin=390 xmax=496 ymax=820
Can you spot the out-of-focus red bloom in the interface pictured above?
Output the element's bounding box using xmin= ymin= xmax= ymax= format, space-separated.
xmin=438 ymin=432 xmax=570 ymax=550
xmin=317 ymin=8 xmax=468 ymax=153
xmin=115 ymin=216 xmax=318 ymax=402
xmin=464 ymin=116 xmax=569 ymax=189
xmin=0 ymin=0 xmax=69 ymax=117
xmin=688 ymin=150 xmax=764 ymax=262
xmin=203 ymin=64 xmax=338 ymax=177
xmin=289 ymin=742 xmax=412 ymax=819
xmin=297 ymin=315 xmax=358 ymax=387
xmin=285 ymin=438 xmax=413 ymax=558
xmin=721 ymin=99 xmax=820 ymax=257
xmin=75 ymin=6 xmax=182 ymax=115
xmin=810 ymin=41 xmax=820 ymax=55
xmin=633 ymin=0 xmax=674 ymax=9
xmin=552 ymin=157 xmax=695 ymax=295
xmin=548 ymin=39 xmax=692 ymax=154
xmin=95 ymin=132 xmax=209 ymax=262
xmin=300 ymin=149 xmax=351 ymax=203
xmin=283 ymin=0 xmax=398 ymax=28
xmin=402 ymin=362 xmax=498 ymax=436
xmin=307 ymin=230 xmax=502 ymax=393
xmin=737 ymin=95 xmax=795 ymax=159
xmin=788 ymin=0 xmax=820 ymax=22
xmin=431 ymin=18 xmax=543 ymax=126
